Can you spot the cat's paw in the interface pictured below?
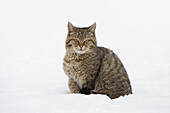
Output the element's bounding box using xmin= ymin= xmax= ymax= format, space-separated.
xmin=71 ymin=89 xmax=80 ymax=93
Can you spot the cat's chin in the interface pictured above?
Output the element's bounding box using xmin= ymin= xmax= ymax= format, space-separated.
xmin=75 ymin=50 xmax=87 ymax=54
xmin=73 ymin=48 xmax=87 ymax=54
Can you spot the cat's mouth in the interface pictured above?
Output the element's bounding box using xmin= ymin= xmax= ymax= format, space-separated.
xmin=73 ymin=48 xmax=87 ymax=54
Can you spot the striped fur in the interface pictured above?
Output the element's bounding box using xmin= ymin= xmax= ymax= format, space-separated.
xmin=63 ymin=22 xmax=132 ymax=99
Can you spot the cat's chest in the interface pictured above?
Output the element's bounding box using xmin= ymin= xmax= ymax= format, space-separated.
xmin=63 ymin=54 xmax=100 ymax=79
xmin=67 ymin=60 xmax=83 ymax=73
xmin=64 ymin=60 xmax=85 ymax=80
xmin=64 ymin=58 xmax=81 ymax=72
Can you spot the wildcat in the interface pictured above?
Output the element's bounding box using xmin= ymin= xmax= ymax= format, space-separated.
xmin=63 ymin=22 xmax=132 ymax=99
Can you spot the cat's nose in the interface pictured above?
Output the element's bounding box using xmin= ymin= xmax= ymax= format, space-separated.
xmin=79 ymin=44 xmax=83 ymax=48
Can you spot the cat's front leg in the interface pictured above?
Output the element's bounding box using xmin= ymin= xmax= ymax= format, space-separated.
xmin=78 ymin=75 xmax=94 ymax=94
xmin=68 ymin=79 xmax=80 ymax=93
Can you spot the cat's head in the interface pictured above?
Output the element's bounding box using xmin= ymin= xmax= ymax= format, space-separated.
xmin=65 ymin=22 xmax=97 ymax=54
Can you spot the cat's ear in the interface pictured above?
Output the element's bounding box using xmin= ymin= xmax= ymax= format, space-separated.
xmin=68 ymin=21 xmax=76 ymax=32
xmin=88 ymin=22 xmax=96 ymax=33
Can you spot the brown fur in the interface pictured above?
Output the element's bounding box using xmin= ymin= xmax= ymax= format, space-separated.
xmin=63 ymin=22 xmax=132 ymax=99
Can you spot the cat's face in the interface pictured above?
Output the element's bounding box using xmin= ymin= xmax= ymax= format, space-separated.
xmin=66 ymin=22 xmax=97 ymax=54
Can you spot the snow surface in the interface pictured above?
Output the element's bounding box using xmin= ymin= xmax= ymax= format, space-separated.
xmin=0 ymin=0 xmax=170 ymax=113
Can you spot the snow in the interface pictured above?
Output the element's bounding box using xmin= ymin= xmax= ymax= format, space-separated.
xmin=0 ymin=0 xmax=170 ymax=113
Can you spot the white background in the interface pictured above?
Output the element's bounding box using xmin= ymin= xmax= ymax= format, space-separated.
xmin=0 ymin=0 xmax=170 ymax=113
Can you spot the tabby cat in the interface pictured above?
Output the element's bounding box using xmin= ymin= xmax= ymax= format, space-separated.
xmin=63 ymin=22 xmax=132 ymax=99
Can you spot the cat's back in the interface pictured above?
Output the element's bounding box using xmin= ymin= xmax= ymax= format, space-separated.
xmin=97 ymin=46 xmax=116 ymax=58
xmin=95 ymin=46 xmax=132 ymax=99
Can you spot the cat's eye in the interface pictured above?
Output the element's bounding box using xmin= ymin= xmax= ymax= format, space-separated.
xmin=90 ymin=45 xmax=94 ymax=48
xmin=85 ymin=40 xmax=90 ymax=44
xmin=73 ymin=39 xmax=79 ymax=45
xmin=67 ymin=44 xmax=72 ymax=47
